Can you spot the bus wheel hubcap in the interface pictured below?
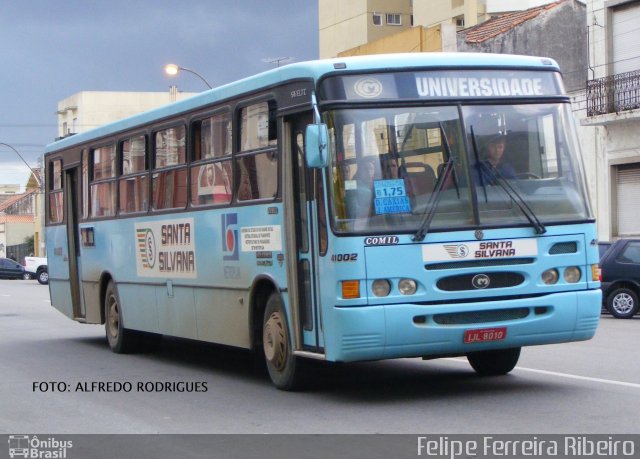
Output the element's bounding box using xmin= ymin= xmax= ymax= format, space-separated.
xmin=264 ymin=311 xmax=287 ymax=371
xmin=107 ymin=298 xmax=119 ymax=338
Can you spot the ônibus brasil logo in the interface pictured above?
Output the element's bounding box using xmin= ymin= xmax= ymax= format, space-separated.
xmin=136 ymin=228 xmax=156 ymax=269
xmin=8 ymin=435 xmax=73 ymax=458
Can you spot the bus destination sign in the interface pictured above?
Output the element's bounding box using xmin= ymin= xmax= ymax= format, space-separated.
xmin=323 ymin=70 xmax=563 ymax=101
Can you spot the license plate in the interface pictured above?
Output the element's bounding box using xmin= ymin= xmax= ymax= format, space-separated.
xmin=464 ymin=327 xmax=507 ymax=344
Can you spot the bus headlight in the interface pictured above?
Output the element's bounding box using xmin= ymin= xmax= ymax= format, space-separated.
xmin=564 ymin=266 xmax=581 ymax=283
xmin=541 ymin=269 xmax=559 ymax=285
xmin=372 ymin=279 xmax=391 ymax=297
xmin=398 ymin=278 xmax=417 ymax=295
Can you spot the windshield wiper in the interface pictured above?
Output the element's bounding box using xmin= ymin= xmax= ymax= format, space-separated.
xmin=412 ymin=123 xmax=457 ymax=242
xmin=469 ymin=126 xmax=546 ymax=235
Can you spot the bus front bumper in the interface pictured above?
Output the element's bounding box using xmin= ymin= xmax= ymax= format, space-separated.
xmin=323 ymin=289 xmax=601 ymax=362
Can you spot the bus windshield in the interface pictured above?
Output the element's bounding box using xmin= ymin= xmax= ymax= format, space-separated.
xmin=325 ymin=102 xmax=592 ymax=234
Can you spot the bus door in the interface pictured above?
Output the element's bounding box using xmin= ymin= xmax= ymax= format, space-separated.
xmin=286 ymin=115 xmax=323 ymax=353
xmin=63 ymin=166 xmax=86 ymax=320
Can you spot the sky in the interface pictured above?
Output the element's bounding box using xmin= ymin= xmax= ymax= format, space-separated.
xmin=0 ymin=0 xmax=318 ymax=189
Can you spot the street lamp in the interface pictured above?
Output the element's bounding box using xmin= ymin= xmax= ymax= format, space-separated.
xmin=0 ymin=142 xmax=42 ymax=189
xmin=164 ymin=64 xmax=213 ymax=89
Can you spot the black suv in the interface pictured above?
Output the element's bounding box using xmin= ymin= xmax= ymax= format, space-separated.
xmin=599 ymin=239 xmax=640 ymax=318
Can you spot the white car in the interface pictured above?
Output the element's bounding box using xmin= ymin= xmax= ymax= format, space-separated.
xmin=23 ymin=256 xmax=48 ymax=284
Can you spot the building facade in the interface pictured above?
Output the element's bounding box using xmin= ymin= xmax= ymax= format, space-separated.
xmin=57 ymin=88 xmax=197 ymax=138
xmin=413 ymin=0 xmax=562 ymax=29
xmin=0 ymin=190 xmax=37 ymax=260
xmin=319 ymin=0 xmax=562 ymax=58
xmin=457 ymin=1 xmax=587 ymax=93
xmin=319 ymin=0 xmax=413 ymax=58
xmin=582 ymin=0 xmax=640 ymax=239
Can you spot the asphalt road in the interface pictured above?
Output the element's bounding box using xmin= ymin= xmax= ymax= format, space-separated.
xmin=1 ymin=279 xmax=638 ymax=437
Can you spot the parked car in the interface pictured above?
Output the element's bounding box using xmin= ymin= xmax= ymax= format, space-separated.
xmin=0 ymin=257 xmax=26 ymax=279
xmin=23 ymin=256 xmax=48 ymax=285
xmin=598 ymin=241 xmax=613 ymax=259
xmin=599 ymin=239 xmax=640 ymax=319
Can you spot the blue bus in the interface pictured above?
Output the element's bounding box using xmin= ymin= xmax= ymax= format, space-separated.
xmin=45 ymin=53 xmax=601 ymax=389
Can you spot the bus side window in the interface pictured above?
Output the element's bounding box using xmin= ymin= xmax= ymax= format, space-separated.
xmin=152 ymin=126 xmax=187 ymax=210
xmin=237 ymin=101 xmax=278 ymax=201
xmin=48 ymin=159 xmax=64 ymax=224
xmin=119 ymin=135 xmax=148 ymax=214
xmin=90 ymin=144 xmax=116 ymax=218
xmin=191 ymin=112 xmax=233 ymax=206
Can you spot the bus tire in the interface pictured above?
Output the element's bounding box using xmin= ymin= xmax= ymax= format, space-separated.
xmin=104 ymin=281 xmax=139 ymax=354
xmin=262 ymin=292 xmax=301 ymax=390
xmin=466 ymin=347 xmax=521 ymax=376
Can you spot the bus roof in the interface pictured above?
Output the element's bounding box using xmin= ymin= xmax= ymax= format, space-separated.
xmin=46 ymin=53 xmax=560 ymax=153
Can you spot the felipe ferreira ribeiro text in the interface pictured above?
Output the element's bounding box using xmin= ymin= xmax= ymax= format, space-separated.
xmin=417 ymin=436 xmax=636 ymax=458
xmin=32 ymin=381 xmax=208 ymax=393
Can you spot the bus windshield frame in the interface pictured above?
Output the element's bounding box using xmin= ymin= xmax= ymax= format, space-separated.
xmin=323 ymin=100 xmax=593 ymax=235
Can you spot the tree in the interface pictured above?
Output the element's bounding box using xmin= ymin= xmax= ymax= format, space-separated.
xmin=23 ymin=235 xmax=34 ymax=255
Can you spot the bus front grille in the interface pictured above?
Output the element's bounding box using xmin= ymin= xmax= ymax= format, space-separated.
xmin=432 ymin=307 xmax=530 ymax=325
xmin=436 ymin=272 xmax=525 ymax=291
xmin=425 ymin=258 xmax=534 ymax=270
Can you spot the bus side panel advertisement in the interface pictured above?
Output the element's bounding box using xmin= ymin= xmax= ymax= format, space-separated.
xmin=135 ymin=218 xmax=197 ymax=278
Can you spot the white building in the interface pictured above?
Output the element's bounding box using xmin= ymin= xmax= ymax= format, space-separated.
xmin=581 ymin=0 xmax=640 ymax=240
xmin=57 ymin=87 xmax=197 ymax=138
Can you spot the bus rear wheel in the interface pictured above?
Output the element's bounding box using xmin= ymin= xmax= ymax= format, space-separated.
xmin=262 ymin=293 xmax=301 ymax=390
xmin=466 ymin=347 xmax=521 ymax=376
xmin=105 ymin=281 xmax=139 ymax=353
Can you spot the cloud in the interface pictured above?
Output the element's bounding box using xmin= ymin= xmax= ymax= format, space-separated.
xmin=0 ymin=1 xmax=318 ymax=164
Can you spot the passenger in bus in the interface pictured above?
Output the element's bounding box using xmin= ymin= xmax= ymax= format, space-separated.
xmin=346 ymin=156 xmax=378 ymax=218
xmin=351 ymin=156 xmax=377 ymax=184
xmin=385 ymin=157 xmax=400 ymax=179
xmin=476 ymin=133 xmax=516 ymax=184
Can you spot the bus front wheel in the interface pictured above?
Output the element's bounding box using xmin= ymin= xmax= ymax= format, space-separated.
xmin=105 ymin=281 xmax=139 ymax=354
xmin=466 ymin=347 xmax=521 ymax=376
xmin=262 ymin=293 xmax=301 ymax=390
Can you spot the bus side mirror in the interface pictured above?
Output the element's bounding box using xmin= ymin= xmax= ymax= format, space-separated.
xmin=305 ymin=124 xmax=329 ymax=168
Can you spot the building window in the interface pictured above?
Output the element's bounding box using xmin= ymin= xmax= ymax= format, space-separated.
xmin=386 ymin=13 xmax=401 ymax=26
xmin=372 ymin=13 xmax=382 ymax=26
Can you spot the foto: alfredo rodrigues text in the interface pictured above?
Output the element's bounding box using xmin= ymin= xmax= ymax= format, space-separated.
xmin=32 ymin=381 xmax=208 ymax=393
